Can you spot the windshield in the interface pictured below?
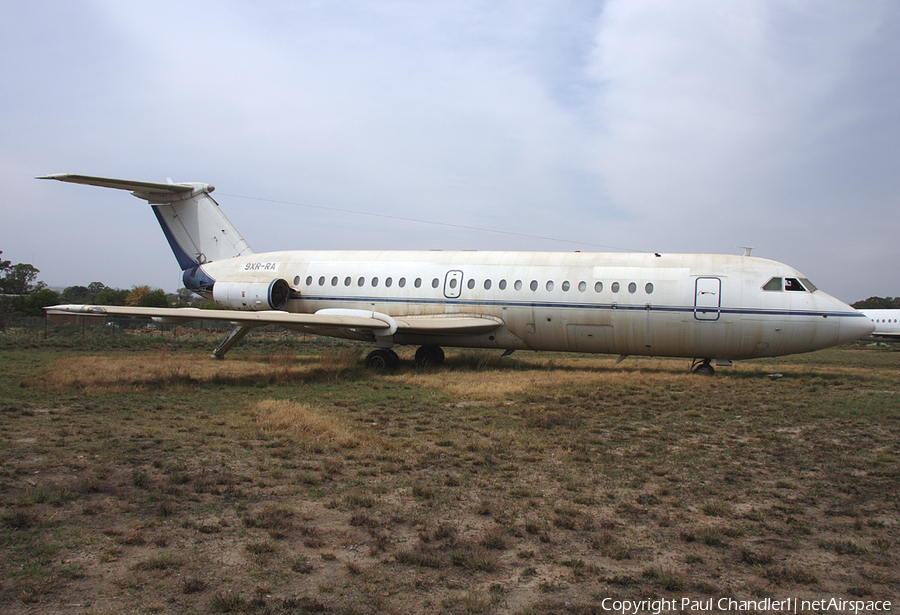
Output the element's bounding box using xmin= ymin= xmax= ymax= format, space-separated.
xmin=763 ymin=277 xmax=817 ymax=292
xmin=799 ymin=278 xmax=817 ymax=292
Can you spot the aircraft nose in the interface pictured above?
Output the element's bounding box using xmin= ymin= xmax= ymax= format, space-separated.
xmin=840 ymin=311 xmax=875 ymax=343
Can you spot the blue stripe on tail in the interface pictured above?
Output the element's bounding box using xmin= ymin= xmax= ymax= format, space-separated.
xmin=152 ymin=206 xmax=197 ymax=270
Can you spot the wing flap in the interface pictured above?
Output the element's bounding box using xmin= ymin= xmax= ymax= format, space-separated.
xmin=395 ymin=315 xmax=503 ymax=335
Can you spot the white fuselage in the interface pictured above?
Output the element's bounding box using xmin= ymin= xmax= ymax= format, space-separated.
xmin=858 ymin=309 xmax=900 ymax=342
xmin=197 ymin=249 xmax=871 ymax=361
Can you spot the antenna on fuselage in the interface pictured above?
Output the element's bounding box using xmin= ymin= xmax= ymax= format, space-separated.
xmin=740 ymin=246 xmax=754 ymax=257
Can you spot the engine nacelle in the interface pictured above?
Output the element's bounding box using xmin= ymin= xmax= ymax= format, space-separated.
xmin=212 ymin=278 xmax=291 ymax=311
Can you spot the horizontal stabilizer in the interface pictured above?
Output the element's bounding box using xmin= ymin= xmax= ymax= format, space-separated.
xmin=37 ymin=174 xmax=201 ymax=195
xmin=37 ymin=172 xmax=245 ymax=269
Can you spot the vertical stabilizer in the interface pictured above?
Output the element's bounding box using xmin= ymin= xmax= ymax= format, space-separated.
xmin=146 ymin=187 xmax=253 ymax=269
xmin=37 ymin=174 xmax=254 ymax=270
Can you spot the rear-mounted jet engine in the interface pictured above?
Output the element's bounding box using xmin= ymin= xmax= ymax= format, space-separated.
xmin=212 ymin=278 xmax=291 ymax=311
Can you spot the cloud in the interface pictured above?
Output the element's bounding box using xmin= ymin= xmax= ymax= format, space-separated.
xmin=593 ymin=3 xmax=897 ymax=212
xmin=583 ymin=1 xmax=900 ymax=299
xmin=1 ymin=1 xmax=897 ymax=302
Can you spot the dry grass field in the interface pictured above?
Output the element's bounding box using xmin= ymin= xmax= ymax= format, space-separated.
xmin=1 ymin=332 xmax=898 ymax=614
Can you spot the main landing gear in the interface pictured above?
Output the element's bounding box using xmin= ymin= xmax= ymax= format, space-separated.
xmin=414 ymin=345 xmax=445 ymax=367
xmin=365 ymin=345 xmax=446 ymax=370
xmin=691 ymin=359 xmax=715 ymax=376
xmin=365 ymin=348 xmax=400 ymax=369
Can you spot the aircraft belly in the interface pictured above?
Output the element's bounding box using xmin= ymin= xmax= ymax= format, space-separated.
xmin=393 ymin=328 xmax=529 ymax=350
xmin=285 ymin=297 xmax=846 ymax=360
xmin=566 ymin=325 xmax=613 ymax=353
xmin=505 ymin=305 xmax=576 ymax=352
xmin=678 ymin=316 xmax=790 ymax=360
xmin=770 ymin=316 xmax=839 ymax=357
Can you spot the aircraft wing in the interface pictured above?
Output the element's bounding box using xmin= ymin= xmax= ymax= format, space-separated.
xmin=44 ymin=305 xmax=503 ymax=337
xmin=45 ymin=304 xmax=394 ymax=332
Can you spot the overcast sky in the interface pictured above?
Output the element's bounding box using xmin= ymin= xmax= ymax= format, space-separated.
xmin=2 ymin=1 xmax=898 ymax=303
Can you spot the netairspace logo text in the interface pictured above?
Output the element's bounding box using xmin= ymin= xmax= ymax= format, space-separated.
xmin=599 ymin=597 xmax=892 ymax=614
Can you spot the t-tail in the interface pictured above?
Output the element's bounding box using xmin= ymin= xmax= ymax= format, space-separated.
xmin=37 ymin=174 xmax=253 ymax=290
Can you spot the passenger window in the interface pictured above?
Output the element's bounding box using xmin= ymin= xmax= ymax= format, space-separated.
xmin=784 ymin=278 xmax=805 ymax=291
xmin=578 ymin=281 xmax=586 ymax=292
xmin=358 ymin=277 xmax=365 ymax=287
xmin=763 ymin=277 xmax=782 ymax=291
xmin=318 ymin=276 xmax=326 ymax=286
xmin=467 ymin=279 xmax=475 ymax=290
xmin=398 ymin=278 xmax=406 ymax=288
xmin=432 ymin=278 xmax=440 ymax=289
xmin=515 ymin=280 xmax=523 ymax=291
xmin=645 ymin=283 xmax=654 ymax=294
xmin=628 ymin=282 xmax=637 ymax=293
xmin=499 ymin=279 xmax=507 ymax=290
xmin=611 ymin=282 xmax=620 ymax=293
xmin=331 ymin=276 xmax=338 ymax=286
xmin=484 ymin=279 xmax=491 ymax=290
xmin=530 ymin=280 xmax=538 ymax=291
xmin=449 ymin=278 xmax=457 ymax=289
xmin=546 ymin=281 xmax=554 ymax=291
xmin=385 ymin=277 xmax=392 ymax=288
xmin=414 ymin=278 xmax=422 ymax=288
xmin=294 ymin=276 xmax=301 ymax=286
xmin=344 ymin=276 xmax=352 ymax=287
xmin=306 ymin=276 xmax=313 ymax=286
xmin=594 ymin=282 xmax=602 ymax=293
xmin=562 ymin=281 xmax=570 ymax=292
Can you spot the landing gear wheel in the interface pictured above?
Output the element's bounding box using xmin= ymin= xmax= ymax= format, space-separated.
xmin=415 ymin=345 xmax=445 ymax=367
xmin=691 ymin=359 xmax=715 ymax=376
xmin=365 ymin=349 xmax=400 ymax=370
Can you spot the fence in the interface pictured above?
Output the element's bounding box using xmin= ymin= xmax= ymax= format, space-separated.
xmin=0 ymin=315 xmax=337 ymax=352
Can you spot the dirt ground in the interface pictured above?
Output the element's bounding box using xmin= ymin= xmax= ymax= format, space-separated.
xmin=0 ymin=343 xmax=898 ymax=614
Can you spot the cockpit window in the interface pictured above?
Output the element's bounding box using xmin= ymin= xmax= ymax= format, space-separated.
xmin=763 ymin=277 xmax=782 ymax=291
xmin=784 ymin=278 xmax=807 ymax=292
xmin=764 ymin=277 xmax=815 ymax=292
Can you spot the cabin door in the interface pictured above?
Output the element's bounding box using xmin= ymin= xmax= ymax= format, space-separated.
xmin=694 ymin=277 xmax=721 ymax=321
xmin=444 ymin=270 xmax=463 ymax=299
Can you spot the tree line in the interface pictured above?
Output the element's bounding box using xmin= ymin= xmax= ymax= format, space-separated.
xmin=851 ymin=297 xmax=900 ymax=310
xmin=1 ymin=251 xmax=209 ymax=326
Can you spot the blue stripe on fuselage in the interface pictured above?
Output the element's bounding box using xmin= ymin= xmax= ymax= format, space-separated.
xmin=290 ymin=293 xmax=866 ymax=320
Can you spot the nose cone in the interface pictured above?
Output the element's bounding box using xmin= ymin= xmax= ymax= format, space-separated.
xmin=840 ymin=310 xmax=875 ymax=344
